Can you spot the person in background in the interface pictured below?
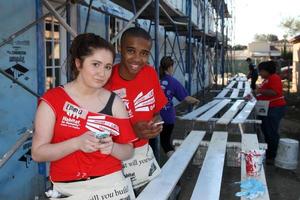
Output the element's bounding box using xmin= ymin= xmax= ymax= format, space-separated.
xmin=256 ymin=60 xmax=286 ymax=164
xmin=246 ymin=57 xmax=258 ymax=90
xmin=32 ymin=33 xmax=137 ymax=199
xmin=159 ymin=56 xmax=200 ymax=157
xmin=105 ymin=27 xmax=168 ymax=190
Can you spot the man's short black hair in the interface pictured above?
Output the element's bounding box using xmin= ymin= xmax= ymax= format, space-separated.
xmin=246 ymin=57 xmax=252 ymax=62
xmin=121 ymin=27 xmax=152 ymax=45
xmin=258 ymin=61 xmax=277 ymax=74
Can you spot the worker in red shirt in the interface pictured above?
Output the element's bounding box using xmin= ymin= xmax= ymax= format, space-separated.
xmin=256 ymin=61 xmax=286 ymax=164
xmin=105 ymin=27 xmax=168 ymax=189
xmin=32 ymin=33 xmax=137 ymax=199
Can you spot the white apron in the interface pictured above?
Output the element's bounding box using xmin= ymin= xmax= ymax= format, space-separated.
xmin=255 ymin=96 xmax=284 ymax=116
xmin=122 ymin=144 xmax=161 ymax=189
xmin=51 ymin=171 xmax=135 ymax=200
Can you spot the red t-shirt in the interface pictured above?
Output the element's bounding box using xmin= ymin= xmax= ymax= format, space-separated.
xmin=40 ymin=87 xmax=137 ymax=182
xmin=105 ymin=64 xmax=168 ymax=147
xmin=256 ymin=74 xmax=286 ymax=107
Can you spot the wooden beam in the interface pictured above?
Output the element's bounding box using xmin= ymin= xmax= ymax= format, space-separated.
xmin=137 ymin=131 xmax=206 ymax=200
xmin=230 ymin=89 xmax=240 ymax=99
xmin=191 ymin=132 xmax=228 ymax=200
xmin=243 ymin=82 xmax=251 ymax=97
xmin=180 ymin=100 xmax=221 ymax=120
xmin=197 ymin=99 xmax=231 ymax=122
xmin=226 ymin=80 xmax=236 ymax=89
xmin=217 ymin=100 xmax=245 ymax=125
xmin=231 ymin=101 xmax=256 ymax=124
xmin=215 ymin=88 xmax=230 ymax=99
xmin=237 ymin=81 xmax=244 ymax=89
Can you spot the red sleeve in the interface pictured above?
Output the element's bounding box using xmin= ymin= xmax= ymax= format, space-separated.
xmin=38 ymin=88 xmax=62 ymax=117
xmin=113 ymin=118 xmax=138 ymax=144
xmin=150 ymin=68 xmax=168 ymax=113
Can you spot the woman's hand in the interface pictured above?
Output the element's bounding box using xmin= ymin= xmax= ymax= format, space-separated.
xmin=76 ymin=131 xmax=101 ymax=153
xmin=99 ymin=136 xmax=114 ymax=155
xmin=185 ymin=96 xmax=200 ymax=106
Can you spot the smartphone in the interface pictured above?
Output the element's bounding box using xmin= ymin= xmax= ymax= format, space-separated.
xmin=154 ymin=121 xmax=164 ymax=126
xmin=93 ymin=131 xmax=109 ymax=139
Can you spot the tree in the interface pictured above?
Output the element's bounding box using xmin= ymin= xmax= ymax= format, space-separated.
xmin=280 ymin=17 xmax=300 ymax=37
xmin=266 ymin=34 xmax=279 ymax=42
xmin=254 ymin=34 xmax=279 ymax=42
xmin=232 ymin=44 xmax=247 ymax=50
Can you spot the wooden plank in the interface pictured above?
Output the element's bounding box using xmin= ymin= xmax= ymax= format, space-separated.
xmin=137 ymin=131 xmax=206 ymax=200
xmin=190 ymin=132 xmax=228 ymax=200
xmin=226 ymin=81 xmax=236 ymax=89
xmin=215 ymin=88 xmax=230 ymax=99
xmin=180 ymin=100 xmax=221 ymax=120
xmin=173 ymin=140 xmax=268 ymax=151
xmin=217 ymin=100 xmax=245 ymax=125
xmin=237 ymin=76 xmax=247 ymax=81
xmin=243 ymin=82 xmax=251 ymax=97
xmin=230 ymin=89 xmax=240 ymax=99
xmin=231 ymin=100 xmax=256 ymax=124
xmin=237 ymin=81 xmax=244 ymax=89
xmin=241 ymin=134 xmax=270 ymax=200
xmin=197 ymin=99 xmax=231 ymax=122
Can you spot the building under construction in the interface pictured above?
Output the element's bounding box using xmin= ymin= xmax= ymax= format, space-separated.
xmin=0 ymin=0 xmax=233 ymax=199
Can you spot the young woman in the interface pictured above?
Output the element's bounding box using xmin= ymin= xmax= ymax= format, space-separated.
xmin=32 ymin=33 xmax=137 ymax=199
xmin=256 ymin=60 xmax=286 ymax=164
xmin=159 ymin=56 xmax=199 ymax=157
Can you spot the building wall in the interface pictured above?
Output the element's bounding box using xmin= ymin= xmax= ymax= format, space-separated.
xmin=0 ymin=1 xmax=43 ymax=200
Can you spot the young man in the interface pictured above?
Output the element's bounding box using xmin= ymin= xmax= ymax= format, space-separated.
xmin=246 ymin=57 xmax=258 ymax=90
xmin=105 ymin=27 xmax=168 ymax=189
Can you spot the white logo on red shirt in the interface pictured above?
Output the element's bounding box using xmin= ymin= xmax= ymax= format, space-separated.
xmin=63 ymin=101 xmax=88 ymax=119
xmin=85 ymin=115 xmax=120 ymax=136
xmin=113 ymin=88 xmax=133 ymax=118
xmin=61 ymin=102 xmax=88 ymax=129
xmin=134 ymin=89 xmax=155 ymax=112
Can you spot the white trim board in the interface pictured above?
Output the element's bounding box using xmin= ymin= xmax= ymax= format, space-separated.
xmin=191 ymin=132 xmax=228 ymax=200
xmin=217 ymin=100 xmax=245 ymax=125
xmin=231 ymin=101 xmax=256 ymax=124
xmin=137 ymin=131 xmax=206 ymax=200
xmin=197 ymin=99 xmax=231 ymax=122
xmin=180 ymin=100 xmax=221 ymax=120
xmin=215 ymin=88 xmax=230 ymax=99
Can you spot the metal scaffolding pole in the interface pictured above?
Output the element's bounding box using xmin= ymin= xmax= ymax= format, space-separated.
xmin=0 ymin=69 xmax=40 ymax=98
xmin=84 ymin=0 xmax=94 ymax=33
xmin=0 ymin=3 xmax=66 ymax=49
xmin=159 ymin=4 xmax=188 ymax=26
xmin=152 ymin=0 xmax=160 ymax=161
xmin=214 ymin=1 xmax=220 ymax=87
xmin=43 ymin=0 xmax=77 ymax=37
xmin=164 ymin=30 xmax=167 ymax=56
xmin=186 ymin=0 xmax=192 ymax=95
xmin=201 ymin=1 xmax=207 ymax=98
xmin=220 ymin=0 xmax=225 ymax=87
xmin=36 ymin=0 xmax=46 ymax=98
xmin=110 ymin=0 xmax=152 ymax=44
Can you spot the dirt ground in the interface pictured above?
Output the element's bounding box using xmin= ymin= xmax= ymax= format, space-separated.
xmin=162 ymin=89 xmax=300 ymax=200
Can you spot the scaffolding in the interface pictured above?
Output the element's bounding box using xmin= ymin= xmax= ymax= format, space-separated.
xmin=0 ymin=0 xmax=233 ymax=181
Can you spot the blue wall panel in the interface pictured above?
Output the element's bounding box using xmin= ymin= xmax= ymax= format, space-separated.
xmin=0 ymin=1 xmax=41 ymax=199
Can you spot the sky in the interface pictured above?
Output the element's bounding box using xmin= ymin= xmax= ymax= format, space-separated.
xmin=232 ymin=0 xmax=300 ymax=45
